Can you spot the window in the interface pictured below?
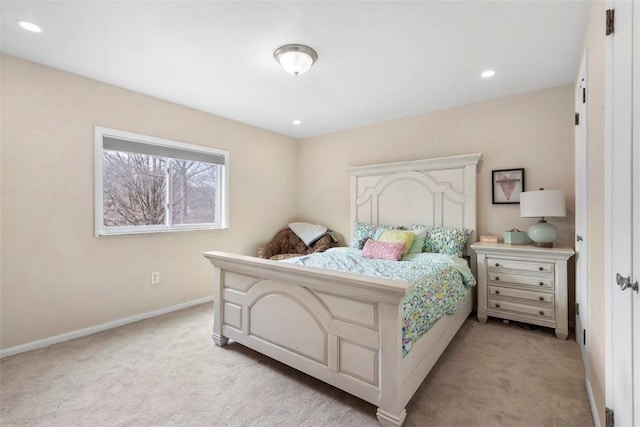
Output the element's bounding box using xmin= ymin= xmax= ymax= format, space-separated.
xmin=94 ymin=127 xmax=228 ymax=236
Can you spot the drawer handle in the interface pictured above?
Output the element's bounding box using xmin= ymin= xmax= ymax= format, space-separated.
xmin=539 ymin=266 xmax=544 ymax=271
xmin=539 ymin=311 xmax=545 ymax=316
xmin=539 ymin=282 xmax=544 ymax=286
xmin=495 ymin=263 xmax=500 ymax=267
xmin=539 ymin=296 xmax=545 ymax=301
xmin=495 ymin=277 xmax=500 ymax=281
xmin=495 ymin=290 xmax=500 ymax=295
xmin=496 ymin=303 xmax=501 ymax=308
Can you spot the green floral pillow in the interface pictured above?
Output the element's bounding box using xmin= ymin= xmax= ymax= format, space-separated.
xmin=352 ymin=222 xmax=401 ymax=249
xmin=424 ymin=226 xmax=472 ymax=257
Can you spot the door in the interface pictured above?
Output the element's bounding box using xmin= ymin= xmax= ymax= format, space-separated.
xmin=633 ymin=0 xmax=640 ymax=418
xmin=607 ymin=0 xmax=639 ymax=425
xmin=575 ymin=52 xmax=589 ymax=366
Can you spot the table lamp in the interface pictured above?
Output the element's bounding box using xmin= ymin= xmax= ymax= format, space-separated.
xmin=520 ymin=189 xmax=566 ymax=247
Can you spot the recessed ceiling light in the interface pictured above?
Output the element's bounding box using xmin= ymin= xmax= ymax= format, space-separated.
xmin=16 ymin=20 xmax=42 ymax=33
xmin=293 ymin=120 xmax=302 ymax=125
xmin=481 ymin=70 xmax=496 ymax=78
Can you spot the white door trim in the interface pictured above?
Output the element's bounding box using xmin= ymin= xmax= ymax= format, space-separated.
xmin=605 ymin=0 xmax=637 ymax=425
xmin=575 ymin=50 xmax=589 ymax=373
xmin=633 ymin=0 xmax=640 ymax=421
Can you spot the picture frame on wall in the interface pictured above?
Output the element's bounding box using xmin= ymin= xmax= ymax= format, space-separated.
xmin=492 ymin=168 xmax=525 ymax=204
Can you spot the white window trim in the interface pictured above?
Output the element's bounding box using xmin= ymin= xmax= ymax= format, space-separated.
xmin=94 ymin=126 xmax=229 ymax=237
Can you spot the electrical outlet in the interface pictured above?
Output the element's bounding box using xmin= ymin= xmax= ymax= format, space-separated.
xmin=151 ymin=272 xmax=160 ymax=285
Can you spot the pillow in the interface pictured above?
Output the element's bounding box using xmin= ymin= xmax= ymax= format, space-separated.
xmin=377 ymin=230 xmax=415 ymax=256
xmin=373 ymin=227 xmax=388 ymax=240
xmin=407 ymin=227 xmax=428 ymax=254
xmin=351 ymin=222 xmax=401 ymax=248
xmin=410 ymin=224 xmax=430 ymax=252
xmin=424 ymin=226 xmax=472 ymax=257
xmin=356 ymin=237 xmax=370 ymax=250
xmin=362 ymin=239 xmax=405 ymax=261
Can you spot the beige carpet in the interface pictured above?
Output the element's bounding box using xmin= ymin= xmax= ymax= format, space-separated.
xmin=0 ymin=303 xmax=593 ymax=426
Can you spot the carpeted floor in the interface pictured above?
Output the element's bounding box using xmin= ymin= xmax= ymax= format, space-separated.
xmin=0 ymin=303 xmax=594 ymax=426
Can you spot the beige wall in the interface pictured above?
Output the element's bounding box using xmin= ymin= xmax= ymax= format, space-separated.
xmin=0 ymin=56 xmax=299 ymax=349
xmin=581 ymin=0 xmax=606 ymax=424
xmin=0 ymin=15 xmax=609 ymax=422
xmin=297 ymin=85 xmax=575 ymax=248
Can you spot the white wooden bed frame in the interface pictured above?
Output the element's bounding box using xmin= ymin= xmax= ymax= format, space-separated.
xmin=204 ymin=153 xmax=481 ymax=426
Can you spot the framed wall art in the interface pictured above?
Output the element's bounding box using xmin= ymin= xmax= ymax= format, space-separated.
xmin=492 ymin=168 xmax=525 ymax=204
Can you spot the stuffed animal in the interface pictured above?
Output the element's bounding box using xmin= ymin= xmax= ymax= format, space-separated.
xmin=257 ymin=227 xmax=332 ymax=260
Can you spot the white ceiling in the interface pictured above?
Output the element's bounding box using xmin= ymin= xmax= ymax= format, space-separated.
xmin=1 ymin=1 xmax=591 ymax=139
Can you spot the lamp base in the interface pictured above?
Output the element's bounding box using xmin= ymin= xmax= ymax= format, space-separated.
xmin=527 ymin=219 xmax=558 ymax=248
xmin=532 ymin=241 xmax=554 ymax=248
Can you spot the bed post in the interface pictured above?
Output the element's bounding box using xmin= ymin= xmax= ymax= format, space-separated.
xmin=211 ymin=265 xmax=228 ymax=346
xmin=463 ymin=160 xmax=479 ymax=277
xmin=349 ymin=174 xmax=357 ymax=247
xmin=376 ymin=301 xmax=406 ymax=427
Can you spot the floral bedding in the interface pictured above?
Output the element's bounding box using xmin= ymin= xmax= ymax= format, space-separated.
xmin=282 ymin=247 xmax=476 ymax=357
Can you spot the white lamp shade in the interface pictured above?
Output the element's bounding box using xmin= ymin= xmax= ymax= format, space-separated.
xmin=520 ymin=189 xmax=566 ymax=218
xmin=274 ymin=44 xmax=317 ymax=76
xmin=279 ymin=51 xmax=313 ymax=75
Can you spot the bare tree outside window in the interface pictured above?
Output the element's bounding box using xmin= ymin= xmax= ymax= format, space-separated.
xmin=103 ymin=151 xmax=167 ymax=226
xmin=172 ymin=160 xmax=218 ymax=225
xmin=95 ymin=127 xmax=228 ymax=236
xmin=103 ymin=151 xmax=218 ymax=227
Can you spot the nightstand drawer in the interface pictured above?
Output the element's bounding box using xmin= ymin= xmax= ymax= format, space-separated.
xmin=488 ymin=300 xmax=554 ymax=319
xmin=488 ymin=258 xmax=554 ymax=274
xmin=488 ymin=272 xmax=554 ymax=290
xmin=488 ymin=285 xmax=554 ymax=304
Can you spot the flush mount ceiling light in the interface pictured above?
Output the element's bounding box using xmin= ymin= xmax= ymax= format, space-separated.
xmin=481 ymin=70 xmax=496 ymax=78
xmin=16 ymin=19 xmax=42 ymax=33
xmin=274 ymin=44 xmax=318 ymax=76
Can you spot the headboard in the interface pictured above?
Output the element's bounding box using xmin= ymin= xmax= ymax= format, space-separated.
xmin=346 ymin=153 xmax=482 ymax=267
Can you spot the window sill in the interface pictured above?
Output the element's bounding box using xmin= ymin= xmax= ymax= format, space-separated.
xmin=95 ymin=225 xmax=229 ymax=237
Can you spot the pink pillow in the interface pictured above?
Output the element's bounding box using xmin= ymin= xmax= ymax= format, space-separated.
xmin=362 ymin=239 xmax=406 ymax=261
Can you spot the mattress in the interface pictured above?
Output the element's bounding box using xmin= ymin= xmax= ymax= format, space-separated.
xmin=283 ymin=247 xmax=476 ymax=356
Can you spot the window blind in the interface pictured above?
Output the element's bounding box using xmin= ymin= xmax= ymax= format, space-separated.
xmin=103 ymin=136 xmax=226 ymax=165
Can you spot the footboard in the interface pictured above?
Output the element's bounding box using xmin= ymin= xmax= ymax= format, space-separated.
xmin=204 ymin=251 xmax=412 ymax=426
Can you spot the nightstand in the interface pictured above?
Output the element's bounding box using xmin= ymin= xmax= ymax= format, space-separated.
xmin=470 ymin=242 xmax=575 ymax=339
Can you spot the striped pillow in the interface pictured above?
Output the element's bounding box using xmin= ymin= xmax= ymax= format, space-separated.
xmin=362 ymin=239 xmax=405 ymax=261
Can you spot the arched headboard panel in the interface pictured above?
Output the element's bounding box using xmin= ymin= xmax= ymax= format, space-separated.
xmin=347 ymin=154 xmax=482 ymax=265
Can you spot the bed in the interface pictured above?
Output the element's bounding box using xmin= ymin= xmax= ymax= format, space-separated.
xmin=203 ymin=153 xmax=482 ymax=426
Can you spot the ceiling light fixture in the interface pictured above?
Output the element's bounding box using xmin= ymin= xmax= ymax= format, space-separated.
xmin=274 ymin=44 xmax=317 ymax=76
xmin=16 ymin=20 xmax=42 ymax=33
xmin=481 ymin=70 xmax=496 ymax=78
xmin=293 ymin=120 xmax=302 ymax=125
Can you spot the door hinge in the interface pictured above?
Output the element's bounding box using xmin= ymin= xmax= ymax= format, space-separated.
xmin=575 ymin=112 xmax=580 ymax=125
xmin=576 ymin=302 xmax=579 ymax=315
xmin=605 ymin=407 xmax=614 ymax=427
xmin=583 ymin=329 xmax=586 ymax=345
xmin=583 ymin=87 xmax=586 ymax=103
xmin=606 ymin=9 xmax=615 ymax=36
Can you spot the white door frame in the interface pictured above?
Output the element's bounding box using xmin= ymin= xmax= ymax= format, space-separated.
xmin=633 ymin=0 xmax=640 ymax=420
xmin=605 ymin=0 xmax=638 ymax=426
xmin=575 ymin=50 xmax=589 ymax=371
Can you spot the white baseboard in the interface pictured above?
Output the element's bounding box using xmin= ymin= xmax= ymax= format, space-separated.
xmin=0 ymin=296 xmax=214 ymax=359
xmin=586 ymin=378 xmax=601 ymax=427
